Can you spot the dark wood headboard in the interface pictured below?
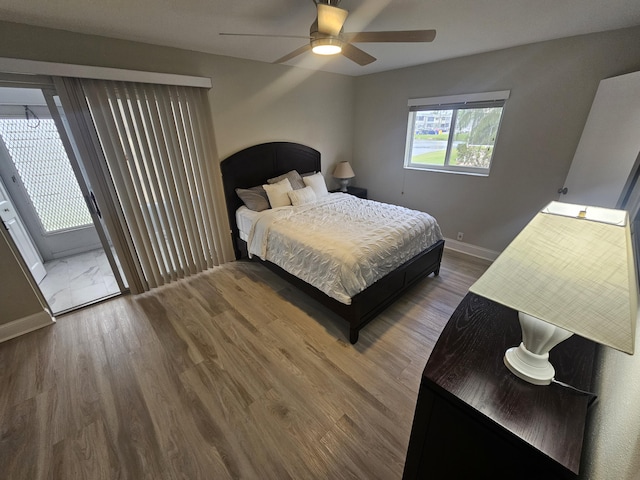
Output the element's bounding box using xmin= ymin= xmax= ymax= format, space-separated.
xmin=220 ymin=142 xmax=321 ymax=259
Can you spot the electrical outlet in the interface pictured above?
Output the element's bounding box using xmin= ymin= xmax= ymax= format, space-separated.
xmin=457 ymin=232 xmax=464 ymax=241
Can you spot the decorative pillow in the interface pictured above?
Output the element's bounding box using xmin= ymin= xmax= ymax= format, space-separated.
xmin=263 ymin=178 xmax=293 ymax=208
xmin=267 ymin=170 xmax=306 ymax=190
xmin=303 ymin=172 xmax=329 ymax=198
xmin=235 ymin=185 xmax=270 ymax=212
xmin=288 ymin=186 xmax=317 ymax=206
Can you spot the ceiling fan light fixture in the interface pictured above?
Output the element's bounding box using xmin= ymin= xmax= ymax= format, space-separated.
xmin=311 ymin=37 xmax=343 ymax=55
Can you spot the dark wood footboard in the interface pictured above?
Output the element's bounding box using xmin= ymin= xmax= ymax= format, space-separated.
xmin=242 ymin=239 xmax=445 ymax=343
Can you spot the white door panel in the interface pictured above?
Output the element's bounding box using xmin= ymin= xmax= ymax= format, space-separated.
xmin=0 ymin=179 xmax=46 ymax=284
xmin=562 ymin=70 xmax=640 ymax=208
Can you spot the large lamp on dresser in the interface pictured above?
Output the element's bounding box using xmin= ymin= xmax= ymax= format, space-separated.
xmin=469 ymin=201 xmax=638 ymax=385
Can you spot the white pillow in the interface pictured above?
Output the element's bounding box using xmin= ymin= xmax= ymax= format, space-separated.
xmin=263 ymin=178 xmax=293 ymax=208
xmin=303 ymin=172 xmax=329 ymax=198
xmin=288 ymin=186 xmax=317 ymax=206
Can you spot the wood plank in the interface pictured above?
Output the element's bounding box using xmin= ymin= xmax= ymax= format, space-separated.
xmin=0 ymin=249 xmax=488 ymax=479
xmin=50 ymin=419 xmax=122 ymax=480
xmin=0 ymin=325 xmax=56 ymax=412
xmin=0 ymin=397 xmax=45 ymax=479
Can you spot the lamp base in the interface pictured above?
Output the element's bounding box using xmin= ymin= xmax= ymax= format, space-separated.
xmin=337 ymin=178 xmax=350 ymax=192
xmin=504 ymin=312 xmax=573 ymax=386
xmin=504 ymin=344 xmax=555 ymax=385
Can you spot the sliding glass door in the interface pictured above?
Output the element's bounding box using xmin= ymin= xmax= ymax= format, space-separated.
xmin=0 ymin=74 xmax=126 ymax=314
xmin=44 ymin=90 xmax=128 ymax=294
xmin=54 ymin=77 xmax=234 ymax=293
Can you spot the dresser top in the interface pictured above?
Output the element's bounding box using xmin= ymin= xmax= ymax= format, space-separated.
xmin=424 ymin=293 xmax=597 ymax=475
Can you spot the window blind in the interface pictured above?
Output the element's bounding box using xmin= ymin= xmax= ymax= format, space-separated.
xmin=407 ymin=90 xmax=510 ymax=109
xmin=80 ymin=79 xmax=234 ymax=290
xmin=409 ymin=99 xmax=507 ymax=112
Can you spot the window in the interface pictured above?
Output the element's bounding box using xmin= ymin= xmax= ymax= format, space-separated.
xmin=404 ymin=90 xmax=509 ymax=176
xmin=0 ymin=117 xmax=92 ymax=233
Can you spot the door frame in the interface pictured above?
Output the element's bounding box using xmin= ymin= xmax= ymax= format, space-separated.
xmin=0 ymin=175 xmax=46 ymax=283
xmin=43 ymin=89 xmax=127 ymax=293
xmin=0 ymin=72 xmax=127 ymax=303
xmin=0 ymin=101 xmax=103 ymax=260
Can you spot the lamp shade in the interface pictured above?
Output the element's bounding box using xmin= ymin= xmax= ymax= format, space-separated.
xmin=333 ymin=161 xmax=355 ymax=179
xmin=470 ymin=201 xmax=638 ymax=355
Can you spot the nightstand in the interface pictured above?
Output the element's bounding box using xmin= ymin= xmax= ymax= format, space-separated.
xmin=330 ymin=186 xmax=367 ymax=199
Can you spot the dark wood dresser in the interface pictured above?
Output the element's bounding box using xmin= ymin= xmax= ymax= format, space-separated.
xmin=402 ymin=293 xmax=597 ymax=479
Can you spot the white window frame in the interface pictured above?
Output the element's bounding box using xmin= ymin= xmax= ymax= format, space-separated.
xmin=403 ymin=90 xmax=510 ymax=176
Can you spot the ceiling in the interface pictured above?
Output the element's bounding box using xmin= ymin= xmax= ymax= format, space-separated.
xmin=1 ymin=0 xmax=640 ymax=77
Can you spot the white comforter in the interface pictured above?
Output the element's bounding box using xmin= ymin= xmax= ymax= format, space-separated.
xmin=247 ymin=193 xmax=442 ymax=305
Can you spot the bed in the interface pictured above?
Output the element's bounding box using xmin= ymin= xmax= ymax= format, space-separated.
xmin=221 ymin=142 xmax=445 ymax=343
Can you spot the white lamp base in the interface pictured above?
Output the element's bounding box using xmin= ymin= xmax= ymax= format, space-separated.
xmin=337 ymin=178 xmax=350 ymax=192
xmin=504 ymin=312 xmax=573 ymax=385
xmin=504 ymin=344 xmax=556 ymax=385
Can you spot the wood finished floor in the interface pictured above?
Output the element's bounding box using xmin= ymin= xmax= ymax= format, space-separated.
xmin=0 ymin=249 xmax=490 ymax=480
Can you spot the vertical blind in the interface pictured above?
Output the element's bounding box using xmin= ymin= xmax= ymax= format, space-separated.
xmin=80 ymin=79 xmax=234 ymax=290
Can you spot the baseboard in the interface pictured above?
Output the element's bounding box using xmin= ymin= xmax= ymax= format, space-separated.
xmin=0 ymin=310 xmax=55 ymax=343
xmin=50 ymin=242 xmax=103 ymax=260
xmin=444 ymin=238 xmax=499 ymax=262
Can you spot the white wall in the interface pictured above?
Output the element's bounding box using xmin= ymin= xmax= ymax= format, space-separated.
xmin=353 ymin=26 xmax=640 ymax=253
xmin=0 ymin=21 xmax=355 ymax=179
xmin=584 ymin=322 xmax=640 ymax=480
xmin=206 ymin=55 xmax=354 ymax=180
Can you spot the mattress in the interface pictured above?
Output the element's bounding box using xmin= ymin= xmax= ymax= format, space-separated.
xmin=245 ymin=193 xmax=443 ymax=305
xmin=236 ymin=206 xmax=262 ymax=241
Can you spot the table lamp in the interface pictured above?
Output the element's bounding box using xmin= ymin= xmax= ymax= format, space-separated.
xmin=469 ymin=201 xmax=638 ymax=385
xmin=333 ymin=161 xmax=355 ymax=192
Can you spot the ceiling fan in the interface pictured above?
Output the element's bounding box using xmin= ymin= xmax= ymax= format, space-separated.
xmin=220 ymin=0 xmax=436 ymax=66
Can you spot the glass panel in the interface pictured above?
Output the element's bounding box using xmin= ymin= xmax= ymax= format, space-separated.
xmin=451 ymin=107 xmax=502 ymax=168
xmin=410 ymin=110 xmax=452 ymax=166
xmin=0 ymin=118 xmax=92 ymax=233
xmin=50 ymin=93 xmax=128 ymax=291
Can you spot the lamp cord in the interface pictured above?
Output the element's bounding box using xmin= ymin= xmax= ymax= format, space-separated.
xmin=551 ymin=379 xmax=598 ymax=407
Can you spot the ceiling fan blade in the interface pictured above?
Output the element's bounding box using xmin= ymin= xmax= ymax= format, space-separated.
xmin=341 ymin=43 xmax=376 ymax=66
xmin=317 ymin=4 xmax=349 ymax=36
xmin=220 ymin=33 xmax=310 ymax=40
xmin=273 ymin=44 xmax=312 ymax=64
xmin=343 ymin=29 xmax=436 ymax=43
